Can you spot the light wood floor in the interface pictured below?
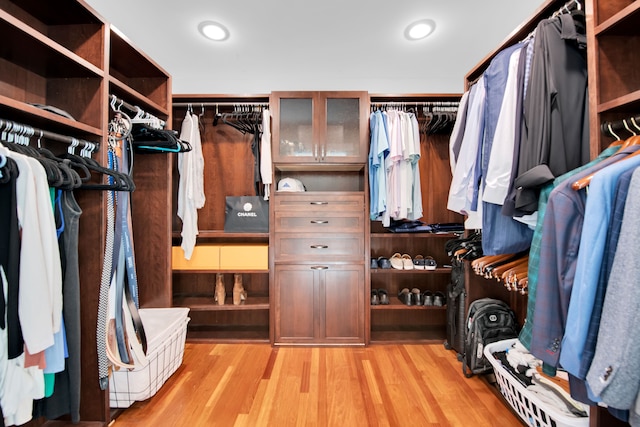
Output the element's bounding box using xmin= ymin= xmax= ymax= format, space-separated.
xmin=111 ymin=342 xmax=523 ymax=427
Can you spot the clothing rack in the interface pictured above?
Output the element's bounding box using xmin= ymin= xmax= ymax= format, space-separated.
xmin=0 ymin=118 xmax=99 ymax=152
xmin=370 ymin=101 xmax=459 ymax=113
xmin=173 ymin=102 xmax=269 ymax=108
xmin=109 ymin=94 xmax=166 ymax=129
xmin=600 ymin=115 xmax=640 ymax=140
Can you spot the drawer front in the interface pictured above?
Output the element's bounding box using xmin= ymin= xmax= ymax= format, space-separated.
xmin=273 ymin=193 xmax=364 ymax=213
xmin=273 ymin=234 xmax=364 ymax=261
xmin=274 ymin=211 xmax=364 ymax=233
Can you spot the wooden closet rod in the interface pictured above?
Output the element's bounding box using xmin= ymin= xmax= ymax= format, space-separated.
xmin=0 ymin=118 xmax=99 ymax=152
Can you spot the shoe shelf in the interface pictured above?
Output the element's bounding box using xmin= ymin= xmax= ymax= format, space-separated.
xmin=371 ymin=267 xmax=452 ymax=274
xmin=371 ymin=301 xmax=447 ymax=310
xmin=172 ymin=295 xmax=270 ymax=311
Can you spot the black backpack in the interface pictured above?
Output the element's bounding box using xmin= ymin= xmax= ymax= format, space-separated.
xmin=462 ymin=298 xmax=519 ymax=378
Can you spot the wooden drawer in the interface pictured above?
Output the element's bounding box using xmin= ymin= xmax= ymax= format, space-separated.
xmin=273 ymin=211 xmax=364 ymax=233
xmin=273 ymin=233 xmax=364 ymax=261
xmin=273 ymin=192 xmax=364 ymax=213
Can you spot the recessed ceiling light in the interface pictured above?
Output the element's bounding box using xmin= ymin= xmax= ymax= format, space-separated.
xmin=198 ymin=21 xmax=230 ymax=41
xmin=404 ymin=19 xmax=436 ymax=41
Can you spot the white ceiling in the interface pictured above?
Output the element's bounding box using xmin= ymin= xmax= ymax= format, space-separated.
xmin=84 ymin=0 xmax=545 ymax=95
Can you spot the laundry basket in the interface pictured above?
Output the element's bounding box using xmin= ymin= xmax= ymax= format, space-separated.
xmin=484 ymin=339 xmax=589 ymax=427
xmin=109 ymin=307 xmax=190 ymax=408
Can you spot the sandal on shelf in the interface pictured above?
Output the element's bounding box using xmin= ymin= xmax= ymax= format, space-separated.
xmin=402 ymin=253 xmax=414 ymax=270
xmin=413 ymin=254 xmax=425 ymax=270
xmin=390 ymin=253 xmax=404 ymax=270
xmin=411 ymin=288 xmax=423 ymax=306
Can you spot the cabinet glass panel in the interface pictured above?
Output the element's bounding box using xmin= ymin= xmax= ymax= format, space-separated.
xmin=326 ymin=98 xmax=360 ymax=157
xmin=279 ymin=98 xmax=313 ymax=157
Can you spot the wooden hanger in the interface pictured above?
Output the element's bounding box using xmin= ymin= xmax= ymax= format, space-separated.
xmin=571 ymin=121 xmax=640 ymax=190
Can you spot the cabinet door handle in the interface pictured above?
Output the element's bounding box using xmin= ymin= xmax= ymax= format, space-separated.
xmin=310 ymin=245 xmax=328 ymax=249
xmin=311 ymin=266 xmax=329 ymax=270
xmin=310 ymin=201 xmax=328 ymax=205
xmin=311 ymin=220 xmax=329 ymax=224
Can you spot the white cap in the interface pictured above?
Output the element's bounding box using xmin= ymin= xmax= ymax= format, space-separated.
xmin=277 ymin=177 xmax=305 ymax=192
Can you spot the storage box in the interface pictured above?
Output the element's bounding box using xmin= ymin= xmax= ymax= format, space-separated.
xmin=109 ymin=308 xmax=190 ymax=408
xmin=484 ymin=339 xmax=589 ymax=427
xmin=219 ymin=244 xmax=268 ymax=270
xmin=172 ymin=245 xmax=220 ymax=270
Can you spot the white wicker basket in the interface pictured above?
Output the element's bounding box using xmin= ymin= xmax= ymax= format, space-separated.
xmin=484 ymin=339 xmax=589 ymax=427
xmin=109 ymin=308 xmax=190 ymax=408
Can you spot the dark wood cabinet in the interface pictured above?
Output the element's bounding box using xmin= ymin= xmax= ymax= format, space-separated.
xmin=274 ymin=264 xmax=364 ymax=344
xmin=271 ymin=191 xmax=366 ymax=345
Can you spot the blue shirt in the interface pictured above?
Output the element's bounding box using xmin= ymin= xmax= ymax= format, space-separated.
xmin=368 ymin=110 xmax=389 ymax=220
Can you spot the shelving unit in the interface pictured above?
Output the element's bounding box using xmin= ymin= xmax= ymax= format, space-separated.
xmin=367 ymin=94 xmax=463 ymax=344
xmin=171 ymin=94 xmax=271 ymax=343
xmin=0 ymin=1 xmax=172 ymax=425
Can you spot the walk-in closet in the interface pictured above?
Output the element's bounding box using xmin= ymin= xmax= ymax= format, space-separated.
xmin=1 ymin=0 xmax=638 ymax=426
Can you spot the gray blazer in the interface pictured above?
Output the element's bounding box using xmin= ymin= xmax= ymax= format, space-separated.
xmin=586 ymin=167 xmax=640 ymax=409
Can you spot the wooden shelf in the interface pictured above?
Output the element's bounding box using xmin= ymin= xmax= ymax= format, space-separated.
xmin=109 ymin=77 xmax=170 ymax=118
xmin=173 ymin=269 xmax=269 ymax=274
xmin=597 ymin=89 xmax=640 ymax=113
xmin=595 ymin=1 xmax=640 ymax=35
xmin=371 ymin=301 xmax=447 ymax=310
xmin=186 ymin=329 xmax=270 ymax=344
xmin=0 ymin=94 xmax=103 ymax=138
xmin=173 ymin=296 xmax=269 ymax=311
xmin=172 ymin=230 xmax=269 ymax=241
xmin=371 ymin=232 xmax=461 ymax=238
xmin=371 ymin=267 xmax=452 ymax=274
xmin=0 ymin=9 xmax=104 ymax=77
xmin=369 ymin=326 xmax=446 ymax=344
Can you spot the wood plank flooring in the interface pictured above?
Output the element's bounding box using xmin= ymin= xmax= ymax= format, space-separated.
xmin=111 ymin=343 xmax=523 ymax=427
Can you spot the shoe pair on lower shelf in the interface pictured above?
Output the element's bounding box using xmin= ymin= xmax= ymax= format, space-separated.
xmin=214 ymin=273 xmax=247 ymax=306
xmin=397 ymin=288 xmax=446 ymax=306
xmin=371 ymin=288 xmax=390 ymax=305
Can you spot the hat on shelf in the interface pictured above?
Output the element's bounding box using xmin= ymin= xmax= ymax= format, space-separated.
xmin=277 ymin=177 xmax=306 ymax=192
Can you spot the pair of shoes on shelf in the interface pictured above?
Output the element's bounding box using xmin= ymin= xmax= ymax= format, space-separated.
xmin=214 ymin=273 xmax=247 ymax=306
xmin=374 ymin=256 xmax=392 ymax=269
xmin=398 ymin=288 xmax=424 ymax=306
xmin=422 ymin=290 xmax=446 ymax=307
xmin=371 ymin=288 xmax=390 ymax=305
xmin=390 ymin=253 xmax=414 ymax=270
xmin=413 ymin=255 xmax=437 ymax=270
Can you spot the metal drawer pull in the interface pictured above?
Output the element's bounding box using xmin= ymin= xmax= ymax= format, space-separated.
xmin=311 ymin=266 xmax=329 ymax=270
xmin=310 ymin=201 xmax=328 ymax=205
xmin=311 ymin=220 xmax=329 ymax=224
xmin=310 ymin=245 xmax=328 ymax=249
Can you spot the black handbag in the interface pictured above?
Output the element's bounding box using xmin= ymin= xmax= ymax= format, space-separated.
xmin=224 ymin=196 xmax=269 ymax=233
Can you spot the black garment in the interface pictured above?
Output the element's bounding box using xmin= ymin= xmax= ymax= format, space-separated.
xmin=33 ymin=191 xmax=83 ymax=422
xmin=509 ymin=11 xmax=589 ymax=214
xmin=0 ymin=156 xmax=23 ymax=359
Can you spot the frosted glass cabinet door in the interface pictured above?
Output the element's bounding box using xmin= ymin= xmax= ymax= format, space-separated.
xmin=271 ymin=91 xmax=368 ymax=164
xmin=279 ymin=97 xmax=314 ymax=158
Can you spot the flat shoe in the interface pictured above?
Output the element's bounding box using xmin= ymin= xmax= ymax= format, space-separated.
xmin=401 ymin=254 xmax=414 ymax=270
xmin=378 ymin=257 xmax=392 ymax=269
xmin=371 ymin=289 xmax=379 ymax=305
xmin=434 ymin=291 xmax=446 ymax=307
xmin=390 ymin=253 xmax=404 ymax=270
xmin=378 ymin=289 xmax=390 ymax=305
xmin=423 ymin=290 xmax=433 ymax=306
xmin=398 ymin=288 xmax=412 ymax=306
xmin=413 ymin=255 xmax=425 ymax=270
xmin=411 ymin=288 xmax=423 ymax=306
xmin=424 ymin=256 xmax=437 ymax=270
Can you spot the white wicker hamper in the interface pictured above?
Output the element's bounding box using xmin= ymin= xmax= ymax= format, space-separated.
xmin=484 ymin=339 xmax=589 ymax=427
xmin=109 ymin=307 xmax=190 ymax=408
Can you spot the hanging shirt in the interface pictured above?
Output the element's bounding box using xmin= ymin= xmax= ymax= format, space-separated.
xmin=368 ymin=110 xmax=389 ymax=220
xmin=409 ymin=112 xmax=423 ymax=220
xmin=177 ymin=112 xmax=206 ymax=260
xmin=260 ymin=109 xmax=273 ymax=200
xmin=447 ymin=75 xmax=486 ymax=229
xmin=449 ymin=91 xmax=470 ymax=176
xmin=511 ymin=12 xmax=589 ymax=213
